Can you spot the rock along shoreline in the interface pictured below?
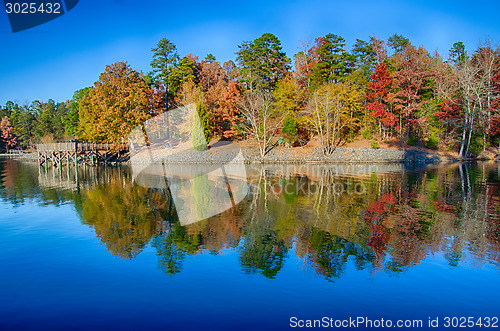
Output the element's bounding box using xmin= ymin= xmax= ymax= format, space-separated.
xmin=242 ymin=147 xmax=453 ymax=164
xmin=127 ymin=145 xmax=462 ymax=165
xmin=9 ymin=146 xmax=492 ymax=165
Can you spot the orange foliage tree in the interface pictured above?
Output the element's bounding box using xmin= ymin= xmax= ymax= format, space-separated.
xmin=79 ymin=61 xmax=164 ymax=145
xmin=0 ymin=116 xmax=16 ymax=152
xmin=207 ymin=80 xmax=243 ymax=138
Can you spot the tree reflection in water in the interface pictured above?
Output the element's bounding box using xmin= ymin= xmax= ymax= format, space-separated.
xmin=1 ymin=160 xmax=500 ymax=280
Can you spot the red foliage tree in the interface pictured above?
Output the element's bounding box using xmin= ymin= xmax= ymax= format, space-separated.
xmin=489 ymin=69 xmax=500 ymax=138
xmin=434 ymin=98 xmax=462 ymax=137
xmin=366 ymin=62 xmax=397 ymax=131
xmin=391 ymin=45 xmax=432 ymax=136
xmin=0 ymin=116 xmax=16 ymax=152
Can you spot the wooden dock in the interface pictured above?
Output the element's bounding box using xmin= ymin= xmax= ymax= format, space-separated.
xmin=36 ymin=142 xmax=124 ymax=166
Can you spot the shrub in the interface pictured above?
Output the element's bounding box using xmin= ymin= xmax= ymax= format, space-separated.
xmin=406 ymin=135 xmax=418 ymax=146
xmin=425 ymin=134 xmax=439 ymax=150
xmin=281 ymin=116 xmax=298 ymax=143
xmin=468 ymin=135 xmax=484 ymax=156
xmin=371 ymin=141 xmax=380 ymax=149
xmin=361 ymin=129 xmax=373 ymax=140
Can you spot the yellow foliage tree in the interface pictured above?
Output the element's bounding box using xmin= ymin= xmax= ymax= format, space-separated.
xmin=305 ymin=81 xmax=362 ymax=154
xmin=79 ymin=61 xmax=163 ymax=146
xmin=175 ymin=79 xmax=205 ymax=107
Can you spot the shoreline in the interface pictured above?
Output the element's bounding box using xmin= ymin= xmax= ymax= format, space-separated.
xmin=127 ymin=144 xmax=468 ymax=165
xmin=9 ymin=144 xmax=499 ymax=165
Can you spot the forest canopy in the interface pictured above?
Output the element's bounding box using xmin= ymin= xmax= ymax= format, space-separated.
xmin=1 ymin=33 xmax=499 ymax=158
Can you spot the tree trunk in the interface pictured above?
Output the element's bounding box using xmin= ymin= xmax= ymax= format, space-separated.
xmin=458 ymin=97 xmax=471 ymax=159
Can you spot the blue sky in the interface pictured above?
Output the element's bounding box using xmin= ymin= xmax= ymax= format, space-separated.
xmin=1 ymin=0 xmax=499 ymax=105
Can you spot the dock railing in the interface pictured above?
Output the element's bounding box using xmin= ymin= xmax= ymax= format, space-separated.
xmin=36 ymin=142 xmax=115 ymax=152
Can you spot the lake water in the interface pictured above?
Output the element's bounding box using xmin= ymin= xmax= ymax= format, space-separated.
xmin=1 ymin=159 xmax=499 ymax=330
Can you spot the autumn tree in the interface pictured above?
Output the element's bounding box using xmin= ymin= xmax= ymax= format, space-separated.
xmin=453 ymin=57 xmax=484 ymax=157
xmin=223 ymin=60 xmax=239 ymax=82
xmin=0 ymin=116 xmax=16 ymax=152
xmin=79 ymin=62 xmax=163 ymax=145
xmin=294 ymin=39 xmax=315 ymax=88
xmin=366 ymin=62 xmax=396 ymax=138
xmin=305 ymin=82 xmax=363 ymax=154
xmin=236 ymin=33 xmax=290 ymax=91
xmin=206 ymin=80 xmax=243 ymax=138
xmin=273 ymin=76 xmax=307 ymax=143
xmin=175 ymin=79 xmax=205 ymax=107
xmin=391 ymin=45 xmax=432 ymax=139
xmin=435 ymin=43 xmax=489 ymax=156
xmin=429 ymin=53 xmax=463 ymax=147
xmin=371 ymin=36 xmax=387 ymax=64
xmin=199 ymin=55 xmax=226 ymax=92
xmin=436 ymin=41 xmax=500 ymax=156
xmin=273 ymin=76 xmax=307 ymax=117
xmin=471 ymin=42 xmax=499 ymax=147
xmin=294 ymin=51 xmax=312 ymax=88
xmin=239 ymin=90 xmax=282 ymax=157
xmin=490 ymin=68 xmax=500 ymax=141
xmin=432 ymin=99 xmax=462 ymax=147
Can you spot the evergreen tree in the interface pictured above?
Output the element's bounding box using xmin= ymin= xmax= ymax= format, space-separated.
xmin=449 ymin=41 xmax=467 ymax=65
xmin=191 ymin=103 xmax=210 ymax=151
xmin=34 ymin=99 xmax=56 ymax=140
xmin=388 ymin=33 xmax=410 ymax=53
xmin=9 ymin=103 xmax=35 ymax=148
xmin=150 ymin=38 xmax=180 ymax=110
xmin=351 ymin=38 xmax=377 ymax=78
xmin=236 ymin=33 xmax=290 ymax=91
xmin=64 ymin=87 xmax=90 ymax=138
xmin=205 ymin=53 xmax=216 ymax=64
xmin=169 ymin=57 xmax=199 ymax=99
xmin=310 ymin=33 xmax=354 ymax=88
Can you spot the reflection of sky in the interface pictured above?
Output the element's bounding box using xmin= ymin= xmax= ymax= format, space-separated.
xmin=1 ymin=0 xmax=500 ymax=103
xmin=1 ymin=198 xmax=500 ymax=329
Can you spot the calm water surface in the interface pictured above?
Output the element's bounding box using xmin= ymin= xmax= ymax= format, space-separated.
xmin=1 ymin=159 xmax=499 ymax=330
